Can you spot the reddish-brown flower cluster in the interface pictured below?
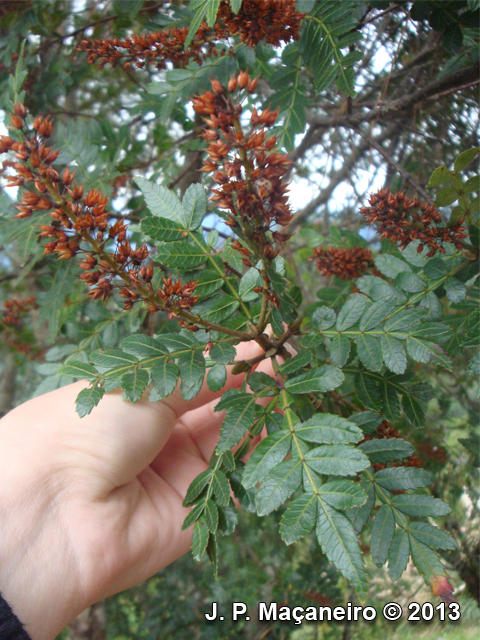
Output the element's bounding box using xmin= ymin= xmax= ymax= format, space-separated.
xmin=417 ymin=442 xmax=448 ymax=464
xmin=215 ymin=0 xmax=304 ymax=48
xmin=0 ymin=104 xmax=200 ymax=330
xmin=312 ymin=246 xmax=373 ymax=280
xmin=360 ymin=188 xmax=467 ymax=257
xmin=193 ymin=72 xmax=293 ymax=265
xmin=156 ymin=276 xmax=199 ymax=327
xmin=79 ymin=1 xmax=304 ymax=71
xmin=79 ymin=22 xmax=216 ymax=71
xmin=3 ymin=295 xmax=36 ymax=325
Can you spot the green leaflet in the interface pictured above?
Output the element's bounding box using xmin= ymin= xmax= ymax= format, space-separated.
xmin=391 ymin=495 xmax=451 ymax=517
xmin=238 ymin=267 xmax=261 ymax=299
xmin=312 ymin=306 xmax=336 ymax=331
xmin=184 ymin=0 xmax=220 ymax=48
xmin=300 ymin=1 xmax=361 ymax=97
xmin=141 ymin=216 xmax=186 ymax=242
xmin=150 ymin=360 xmax=179 ymax=400
xmin=207 ymin=364 xmax=226 ymax=392
xmin=305 ymin=444 xmax=370 ymax=476
xmin=401 ymin=393 xmax=425 ymax=428
xmin=408 ymin=522 xmax=457 ymax=550
xmin=280 ymin=493 xmax=317 ymax=545
xmin=194 ymin=265 xmax=225 ymax=301
xmin=135 ymin=178 xmax=186 ymax=226
xmin=359 ymin=297 xmax=397 ymax=331
xmin=268 ymin=47 xmax=307 ymax=151
xmin=384 ymin=308 xmax=425 ymax=332
xmin=193 ymin=294 xmax=239 ymax=324
xmin=178 ymin=348 xmax=205 ymax=400
xmin=467 ymin=352 xmax=480 ymax=375
xmin=336 ymin=293 xmax=368 ymax=330
xmin=59 ymin=361 xmax=97 ymax=381
xmin=206 ymin=533 xmax=218 ymax=577
xmin=75 ymin=385 xmax=104 ymax=418
xmin=374 ymin=467 xmax=433 ymax=491
xmin=445 ymin=277 xmax=467 ymax=303
xmin=409 ymin=537 xmax=447 ymax=584
xmin=285 ymin=365 xmax=344 ymax=394
xmin=329 ymin=333 xmax=351 ymax=367
xmin=183 ymin=469 xmax=213 ymax=506
xmin=356 ymin=334 xmax=382 ymax=371
xmin=359 ymin=438 xmax=414 ymax=464
xmin=395 ymin=272 xmax=426 ymax=293
xmin=354 ymin=372 xmax=382 ymax=411
xmin=370 ymin=505 xmax=395 ymax=568
xmin=374 ymin=254 xmax=412 ymax=279
xmin=294 ymin=413 xmax=363 ymax=444
xmin=279 ymin=351 xmax=312 ymax=376
xmin=156 ymin=240 xmax=209 ymax=270
xmin=1 ymin=212 xmax=49 ymax=265
xmin=380 ymin=334 xmax=407 ymax=374
xmin=255 ymin=458 xmax=303 ymax=516
xmin=229 ymin=0 xmax=242 ymax=13
xmin=39 ymin=261 xmax=76 ymax=341
xmin=120 ymin=334 xmax=168 ymax=358
xmin=347 ymin=481 xmax=375 ymax=534
xmin=242 ymin=430 xmax=292 ymax=489
xmin=215 ymin=390 xmax=257 ymax=452
xmin=316 ymin=502 xmax=367 ymax=592
xmin=211 ymin=470 xmax=231 ymax=507
xmin=182 ymin=183 xmax=207 ymax=231
xmin=121 ymin=368 xmax=149 ymax=402
xmin=181 ymin=501 xmax=206 ymax=530
xmin=349 ymin=410 xmax=383 ymax=434
xmin=379 ymin=378 xmax=401 ymax=421
xmin=406 ymin=337 xmax=452 ymax=370
xmin=217 ymin=501 xmax=237 ymax=535
xmin=317 ymin=479 xmax=367 ymax=510
xmin=357 ymin=275 xmax=406 ymax=303
xmin=209 ymin=343 xmax=236 ymax=365
xmin=205 ymin=500 xmax=219 ymax=533
xmin=388 ymin=529 xmax=410 ymax=580
xmin=91 ymin=349 xmax=138 ymax=368
xmin=191 ymin=519 xmax=209 ymax=560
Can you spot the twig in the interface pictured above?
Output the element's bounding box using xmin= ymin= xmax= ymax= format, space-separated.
xmin=355 ymin=126 xmax=431 ymax=200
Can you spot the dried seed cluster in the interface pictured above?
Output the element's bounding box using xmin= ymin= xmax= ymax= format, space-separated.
xmin=360 ymin=188 xmax=467 ymax=257
xmin=312 ymin=246 xmax=373 ymax=280
xmin=3 ymin=295 xmax=36 ymax=325
xmin=193 ymin=72 xmax=293 ymax=265
xmin=2 ymin=295 xmax=39 ymax=358
xmin=215 ymin=0 xmax=304 ymax=48
xmin=0 ymin=104 xmax=200 ymax=328
xmin=79 ymin=0 xmax=303 ymax=70
xmin=157 ymin=276 xmax=199 ymax=320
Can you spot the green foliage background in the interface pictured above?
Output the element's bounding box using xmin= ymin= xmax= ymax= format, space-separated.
xmin=0 ymin=1 xmax=479 ymax=638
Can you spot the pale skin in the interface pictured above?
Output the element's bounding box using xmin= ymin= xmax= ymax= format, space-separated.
xmin=0 ymin=340 xmax=274 ymax=640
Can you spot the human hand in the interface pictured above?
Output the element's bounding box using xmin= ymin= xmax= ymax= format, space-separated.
xmin=0 ymin=340 xmax=272 ymax=640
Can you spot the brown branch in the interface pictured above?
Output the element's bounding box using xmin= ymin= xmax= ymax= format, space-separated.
xmin=355 ymin=126 xmax=431 ymax=201
xmin=286 ymin=123 xmax=400 ymax=230
xmin=307 ymin=64 xmax=479 ymax=131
